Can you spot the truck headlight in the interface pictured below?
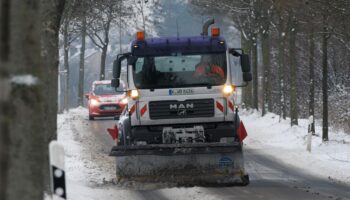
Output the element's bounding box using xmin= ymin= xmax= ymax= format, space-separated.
xmin=128 ymin=89 xmax=139 ymax=100
xmin=90 ymin=99 xmax=100 ymax=106
xmin=223 ymin=85 xmax=234 ymax=96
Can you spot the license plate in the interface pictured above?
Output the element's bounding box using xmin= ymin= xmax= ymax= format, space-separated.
xmin=104 ymin=106 xmax=116 ymax=110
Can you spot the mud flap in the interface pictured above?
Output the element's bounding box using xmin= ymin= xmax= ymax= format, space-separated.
xmin=110 ymin=142 xmax=249 ymax=186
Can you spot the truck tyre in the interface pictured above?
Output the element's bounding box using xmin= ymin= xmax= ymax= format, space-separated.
xmin=118 ymin=130 xmax=125 ymax=145
xmin=89 ymin=115 xmax=94 ymax=120
xmin=240 ymin=174 xmax=250 ymax=186
xmin=117 ymin=124 xmax=129 ymax=146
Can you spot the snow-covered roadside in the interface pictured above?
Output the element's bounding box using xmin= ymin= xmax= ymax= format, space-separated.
xmin=241 ymin=109 xmax=350 ymax=185
xmin=57 ymin=107 xmax=120 ymax=199
xmin=58 ymin=107 xmax=114 ymax=185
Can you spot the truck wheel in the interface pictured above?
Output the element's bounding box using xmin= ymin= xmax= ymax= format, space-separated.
xmin=240 ymin=174 xmax=250 ymax=186
xmin=118 ymin=130 xmax=126 ymax=145
xmin=89 ymin=115 xmax=94 ymax=120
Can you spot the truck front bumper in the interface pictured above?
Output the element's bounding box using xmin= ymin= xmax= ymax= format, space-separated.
xmin=129 ymin=122 xmax=237 ymax=144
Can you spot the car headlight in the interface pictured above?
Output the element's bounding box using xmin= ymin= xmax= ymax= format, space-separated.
xmin=90 ymin=99 xmax=100 ymax=106
xmin=120 ymin=98 xmax=128 ymax=105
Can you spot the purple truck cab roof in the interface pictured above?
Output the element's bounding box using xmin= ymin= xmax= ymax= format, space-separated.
xmin=131 ymin=35 xmax=227 ymax=57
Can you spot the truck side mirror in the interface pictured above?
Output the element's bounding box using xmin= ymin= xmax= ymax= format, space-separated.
xmin=111 ymin=78 xmax=120 ymax=88
xmin=240 ymin=54 xmax=251 ymax=73
xmin=243 ymin=72 xmax=252 ymax=82
xmin=112 ymin=59 xmax=120 ymax=88
xmin=84 ymin=93 xmax=90 ymax=99
xmin=112 ymin=53 xmax=130 ymax=88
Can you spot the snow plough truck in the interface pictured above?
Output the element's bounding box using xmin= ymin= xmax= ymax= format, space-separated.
xmin=108 ymin=19 xmax=252 ymax=186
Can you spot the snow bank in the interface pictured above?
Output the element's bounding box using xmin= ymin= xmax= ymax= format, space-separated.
xmin=241 ymin=109 xmax=350 ymax=184
xmin=57 ymin=107 xmax=89 ymax=183
xmin=57 ymin=107 xmax=117 ymax=199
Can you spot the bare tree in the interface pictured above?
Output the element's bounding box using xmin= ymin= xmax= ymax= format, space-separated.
xmin=321 ymin=19 xmax=330 ymax=141
xmin=78 ymin=14 xmax=87 ymax=106
xmin=289 ymin=10 xmax=298 ymax=126
xmin=308 ymin=27 xmax=316 ymax=135
xmin=87 ymin=0 xmax=125 ymax=80
xmin=132 ymin=0 xmax=162 ymax=36
xmin=87 ymin=0 xmax=131 ymax=80
xmin=188 ymin=0 xmax=350 ymax=134
xmin=135 ymin=0 xmax=147 ymax=32
xmin=273 ymin=0 xmax=289 ymax=120
xmin=74 ymin=0 xmax=89 ymax=106
xmin=60 ymin=0 xmax=80 ymax=111
xmin=260 ymin=0 xmax=273 ymax=116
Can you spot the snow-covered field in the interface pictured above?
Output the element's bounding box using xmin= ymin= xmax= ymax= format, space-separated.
xmin=57 ymin=107 xmax=350 ymax=199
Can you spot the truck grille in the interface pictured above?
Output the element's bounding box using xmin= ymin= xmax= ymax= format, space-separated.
xmin=149 ymin=99 xmax=214 ymax=119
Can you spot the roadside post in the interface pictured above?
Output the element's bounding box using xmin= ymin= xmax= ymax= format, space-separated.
xmin=49 ymin=141 xmax=66 ymax=200
xmin=306 ymin=115 xmax=313 ymax=152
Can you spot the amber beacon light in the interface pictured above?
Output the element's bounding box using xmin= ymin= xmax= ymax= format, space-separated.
xmin=136 ymin=31 xmax=145 ymax=41
xmin=211 ymin=27 xmax=220 ymax=37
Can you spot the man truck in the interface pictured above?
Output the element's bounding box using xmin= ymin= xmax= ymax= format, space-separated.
xmin=109 ymin=20 xmax=252 ymax=186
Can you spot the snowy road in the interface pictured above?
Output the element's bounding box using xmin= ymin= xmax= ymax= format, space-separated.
xmin=58 ymin=108 xmax=350 ymax=200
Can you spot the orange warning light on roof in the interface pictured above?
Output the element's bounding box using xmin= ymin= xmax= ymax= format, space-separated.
xmin=136 ymin=31 xmax=145 ymax=41
xmin=211 ymin=27 xmax=220 ymax=37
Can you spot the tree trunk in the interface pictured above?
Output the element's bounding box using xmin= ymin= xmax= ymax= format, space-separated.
xmin=63 ymin=20 xmax=70 ymax=111
xmin=100 ymin=45 xmax=107 ymax=80
xmin=0 ymin=0 xmax=63 ymax=199
xmin=39 ymin=0 xmax=65 ymax=193
xmin=289 ymin=17 xmax=298 ymax=126
xmin=0 ymin=0 xmax=10 ymax=61
xmin=99 ymin=23 xmax=110 ymax=80
xmin=0 ymin=0 xmax=10 ymax=198
xmin=308 ymin=29 xmax=315 ymax=135
xmin=0 ymin=96 xmax=10 ymax=200
xmin=251 ymin=37 xmax=259 ymax=111
xmin=322 ymin=26 xmax=329 ymax=141
xmin=261 ymin=33 xmax=271 ymax=116
xmin=141 ymin=0 xmax=146 ymax=32
xmin=278 ymin=31 xmax=287 ymax=120
xmin=118 ymin=0 xmax=123 ymax=53
xmin=241 ymin=32 xmax=252 ymax=108
xmin=78 ymin=16 xmax=86 ymax=106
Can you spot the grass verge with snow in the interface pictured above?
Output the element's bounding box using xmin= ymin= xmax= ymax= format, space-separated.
xmin=241 ymin=109 xmax=350 ymax=184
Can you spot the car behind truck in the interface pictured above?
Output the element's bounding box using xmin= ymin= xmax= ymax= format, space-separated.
xmin=108 ymin=20 xmax=252 ymax=186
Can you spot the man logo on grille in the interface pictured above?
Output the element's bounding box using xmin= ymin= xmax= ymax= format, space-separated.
xmin=178 ymin=109 xmax=187 ymax=116
xmin=169 ymin=103 xmax=194 ymax=110
xmin=169 ymin=103 xmax=194 ymax=116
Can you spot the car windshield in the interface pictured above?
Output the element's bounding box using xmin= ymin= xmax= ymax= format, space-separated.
xmin=132 ymin=53 xmax=227 ymax=89
xmin=93 ymin=83 xmax=124 ymax=95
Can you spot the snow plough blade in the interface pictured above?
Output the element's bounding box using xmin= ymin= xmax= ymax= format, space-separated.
xmin=110 ymin=142 xmax=249 ymax=186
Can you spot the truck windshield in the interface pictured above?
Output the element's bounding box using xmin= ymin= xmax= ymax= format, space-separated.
xmin=133 ymin=53 xmax=227 ymax=89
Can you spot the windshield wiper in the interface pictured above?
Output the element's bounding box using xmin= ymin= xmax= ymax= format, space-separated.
xmin=138 ymin=83 xmax=214 ymax=89
xmin=185 ymin=83 xmax=213 ymax=89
